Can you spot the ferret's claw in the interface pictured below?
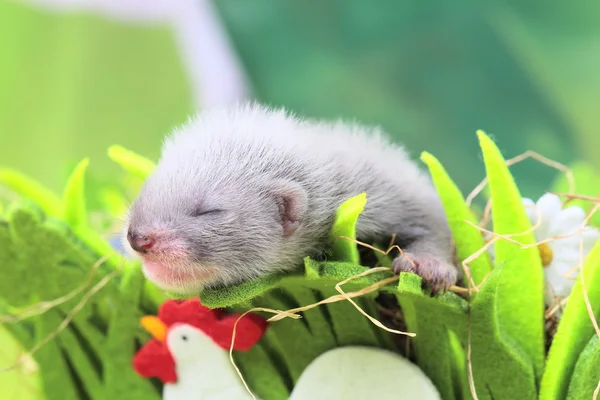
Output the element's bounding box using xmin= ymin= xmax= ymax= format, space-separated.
xmin=392 ymin=252 xmax=458 ymax=294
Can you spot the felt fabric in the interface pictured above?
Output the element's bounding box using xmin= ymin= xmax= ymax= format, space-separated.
xmin=3 ymin=140 xmax=600 ymax=400
xmin=477 ymin=131 xmax=546 ymax=381
xmin=448 ymin=329 xmax=471 ymax=400
xmin=393 ymin=273 xmax=469 ymax=400
xmin=61 ymin=158 xmax=90 ymax=232
xmin=328 ymin=192 xmax=367 ymax=264
xmin=133 ymin=340 xmax=178 ymax=384
xmin=133 ymin=299 xmax=271 ymax=400
xmin=539 ymin=240 xmax=600 ymax=400
xmin=288 ymin=346 xmax=441 ymax=400
xmin=565 ymin=335 xmax=600 ymax=399
xmin=0 ymin=200 xmax=162 ymax=400
xmin=158 ymin=298 xmax=268 ymax=351
xmin=469 ymin=268 xmax=537 ymax=400
xmin=0 ymin=322 xmax=44 ymax=399
xmin=420 ymin=151 xmax=493 ymax=286
xmin=231 ymin=266 xmax=392 ymax=389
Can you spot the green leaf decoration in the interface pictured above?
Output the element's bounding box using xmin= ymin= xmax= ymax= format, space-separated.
xmin=4 ymin=136 xmax=600 ymax=400
xmin=328 ymin=192 xmax=367 ymax=263
xmin=477 ymin=130 xmax=545 ymax=380
xmin=394 ymin=273 xmax=469 ymax=400
xmin=0 ymin=168 xmax=62 ymax=217
xmin=228 ymin=259 xmax=400 ymax=397
xmin=448 ymin=329 xmax=471 ymax=400
xmin=469 ymin=267 xmax=537 ymax=399
xmin=0 ymin=325 xmax=45 ymax=400
xmin=565 ymin=335 xmax=600 ymax=400
xmin=0 ymin=201 xmax=162 ymax=400
xmin=200 ymin=257 xmax=401 ymax=398
xmin=61 ymin=161 xmax=116 ymax=260
xmin=540 ymin=240 xmax=600 ymax=400
xmin=421 ymin=151 xmax=493 ymax=286
xmin=107 ymin=145 xmax=156 ymax=180
xmin=62 ymin=158 xmax=90 ymax=231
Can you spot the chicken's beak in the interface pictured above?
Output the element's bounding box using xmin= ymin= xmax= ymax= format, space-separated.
xmin=140 ymin=316 xmax=167 ymax=343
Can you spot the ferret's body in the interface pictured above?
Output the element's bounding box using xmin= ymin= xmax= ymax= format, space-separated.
xmin=124 ymin=103 xmax=458 ymax=294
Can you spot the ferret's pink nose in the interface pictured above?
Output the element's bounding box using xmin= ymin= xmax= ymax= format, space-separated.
xmin=127 ymin=231 xmax=155 ymax=253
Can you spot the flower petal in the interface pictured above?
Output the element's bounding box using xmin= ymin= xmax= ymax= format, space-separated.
xmin=534 ymin=193 xmax=562 ymax=237
xmin=582 ymin=228 xmax=600 ymax=251
xmin=550 ymin=229 xmax=600 ymax=257
xmin=548 ymin=206 xmax=586 ymax=237
xmin=544 ymin=262 xmax=576 ymax=297
xmin=549 ymin=251 xmax=581 ymax=273
xmin=551 ymin=235 xmax=585 ymax=253
xmin=522 ymin=198 xmax=537 ymax=224
xmin=536 ymin=193 xmax=563 ymax=215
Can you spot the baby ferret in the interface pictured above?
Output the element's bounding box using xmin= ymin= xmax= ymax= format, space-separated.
xmin=123 ymin=103 xmax=459 ymax=295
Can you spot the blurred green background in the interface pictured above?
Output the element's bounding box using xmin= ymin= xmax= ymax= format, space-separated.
xmin=1 ymin=0 xmax=600 ymax=398
xmin=2 ymin=0 xmax=599 ymax=203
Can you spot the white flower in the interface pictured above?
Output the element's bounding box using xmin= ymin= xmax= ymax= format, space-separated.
xmin=522 ymin=193 xmax=599 ymax=306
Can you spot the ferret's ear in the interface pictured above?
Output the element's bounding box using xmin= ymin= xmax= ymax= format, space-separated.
xmin=269 ymin=180 xmax=307 ymax=237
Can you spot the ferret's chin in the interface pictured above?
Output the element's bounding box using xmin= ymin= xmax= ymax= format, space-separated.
xmin=141 ymin=260 xmax=215 ymax=294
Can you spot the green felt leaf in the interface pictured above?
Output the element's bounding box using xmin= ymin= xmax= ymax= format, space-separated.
xmin=0 ymin=167 xmax=62 ymax=217
xmin=201 ymin=256 xmax=401 ymax=393
xmin=469 ymin=267 xmax=537 ymax=400
xmin=192 ymin=273 xmax=284 ymax=309
xmin=477 ymin=130 xmax=545 ymax=381
xmin=551 ymin=161 xmax=600 ymax=227
xmin=448 ymin=329 xmax=471 ymax=400
xmin=1 ymin=166 xmax=115 ymax=261
xmin=35 ymin=312 xmax=81 ymax=400
xmin=394 ymin=273 xmax=469 ymax=400
xmin=62 ymin=158 xmax=90 ymax=231
xmin=565 ymin=335 xmax=600 ymax=400
xmin=233 ymin=339 xmax=292 ymax=399
xmin=108 ymin=145 xmax=156 ymax=180
xmin=0 ymin=202 xmax=161 ymax=400
xmin=540 ymin=240 xmax=600 ymax=400
xmin=328 ymin=192 xmax=367 ymax=263
xmin=103 ymin=266 xmax=161 ymax=399
xmin=0 ymin=324 xmax=46 ymax=400
xmin=421 ymin=151 xmax=493 ymax=286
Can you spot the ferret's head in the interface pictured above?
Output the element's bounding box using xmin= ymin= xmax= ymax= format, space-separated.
xmin=123 ymin=105 xmax=310 ymax=294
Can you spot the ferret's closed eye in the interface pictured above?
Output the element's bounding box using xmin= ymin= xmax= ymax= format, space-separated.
xmin=190 ymin=208 xmax=224 ymax=218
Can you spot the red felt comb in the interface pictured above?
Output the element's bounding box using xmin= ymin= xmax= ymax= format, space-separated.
xmin=158 ymin=298 xmax=268 ymax=351
xmin=132 ymin=298 xmax=268 ymax=384
xmin=132 ymin=339 xmax=177 ymax=384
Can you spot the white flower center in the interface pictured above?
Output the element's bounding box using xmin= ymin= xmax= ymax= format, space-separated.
xmin=538 ymin=243 xmax=553 ymax=267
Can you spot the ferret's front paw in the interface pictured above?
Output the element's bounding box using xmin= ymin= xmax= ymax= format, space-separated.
xmin=392 ymin=252 xmax=458 ymax=294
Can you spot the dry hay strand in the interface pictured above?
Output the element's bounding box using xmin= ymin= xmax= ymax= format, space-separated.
xmin=465 ymin=150 xmax=575 ymax=207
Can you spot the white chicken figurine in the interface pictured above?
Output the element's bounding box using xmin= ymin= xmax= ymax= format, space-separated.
xmin=133 ymin=298 xmax=441 ymax=400
xmin=133 ymin=298 xmax=266 ymax=399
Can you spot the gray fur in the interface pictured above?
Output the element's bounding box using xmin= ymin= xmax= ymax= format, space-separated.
xmin=124 ymin=103 xmax=458 ymax=294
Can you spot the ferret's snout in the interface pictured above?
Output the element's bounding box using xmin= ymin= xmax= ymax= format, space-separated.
xmin=127 ymin=230 xmax=155 ymax=254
